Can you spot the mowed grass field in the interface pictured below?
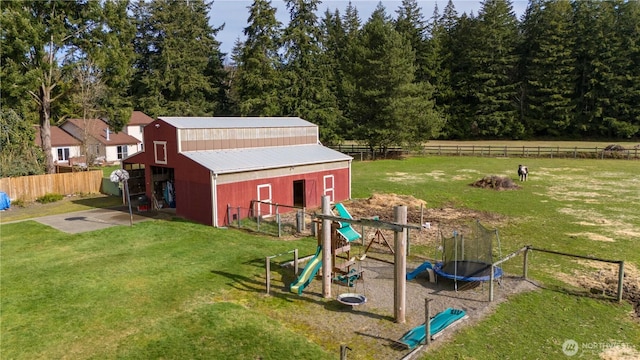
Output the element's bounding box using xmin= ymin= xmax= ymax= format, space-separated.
xmin=1 ymin=155 xmax=639 ymax=359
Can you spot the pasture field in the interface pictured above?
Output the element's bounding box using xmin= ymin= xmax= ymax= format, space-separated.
xmin=1 ymin=156 xmax=639 ymax=359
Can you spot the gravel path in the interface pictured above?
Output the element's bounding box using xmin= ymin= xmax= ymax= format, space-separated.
xmin=279 ymin=257 xmax=538 ymax=360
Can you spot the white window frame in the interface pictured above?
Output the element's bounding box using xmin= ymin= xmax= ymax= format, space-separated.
xmin=57 ymin=147 xmax=70 ymax=162
xmin=154 ymin=141 xmax=167 ymax=164
xmin=116 ymin=145 xmax=128 ymax=160
xmin=256 ymin=184 xmax=272 ymax=217
xmin=323 ymin=175 xmax=335 ymax=202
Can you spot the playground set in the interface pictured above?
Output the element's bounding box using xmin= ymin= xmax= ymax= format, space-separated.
xmin=263 ymin=198 xmax=628 ymax=357
xmin=280 ymin=197 xmax=508 ymax=353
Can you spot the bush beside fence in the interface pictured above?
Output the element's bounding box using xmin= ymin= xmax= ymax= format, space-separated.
xmin=0 ymin=170 xmax=103 ymax=202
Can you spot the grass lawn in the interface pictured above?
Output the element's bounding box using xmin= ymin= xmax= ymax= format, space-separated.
xmin=1 ymin=156 xmax=639 ymax=359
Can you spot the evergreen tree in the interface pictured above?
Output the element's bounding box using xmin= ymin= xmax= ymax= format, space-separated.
xmin=89 ymin=0 xmax=136 ymax=131
xmin=520 ymin=0 xmax=575 ymax=137
xmin=352 ymin=5 xmax=443 ymax=151
xmin=281 ymin=0 xmax=342 ymax=144
xmin=469 ymin=0 xmax=522 ymax=138
xmin=394 ymin=0 xmax=428 ymax=82
xmin=446 ymin=14 xmax=480 ymax=138
xmin=0 ymin=109 xmax=45 ymax=177
xmin=132 ymin=0 xmax=224 ymax=117
xmin=597 ymin=0 xmax=640 ymax=138
xmin=234 ymin=0 xmax=283 ymax=116
xmin=338 ymin=3 xmax=363 ymax=139
xmin=0 ymin=1 xmax=94 ymax=173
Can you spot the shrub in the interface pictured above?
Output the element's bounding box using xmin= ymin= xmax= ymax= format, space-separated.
xmin=36 ymin=193 xmax=64 ymax=204
xmin=11 ymin=199 xmax=25 ymax=208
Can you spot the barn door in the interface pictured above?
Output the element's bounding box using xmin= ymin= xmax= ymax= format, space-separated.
xmin=323 ymin=175 xmax=334 ymax=202
xmin=256 ymin=184 xmax=272 ymax=217
xmin=293 ymin=180 xmax=305 ymax=207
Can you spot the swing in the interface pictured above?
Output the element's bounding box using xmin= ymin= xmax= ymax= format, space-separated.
xmin=336 ymin=256 xmax=367 ymax=307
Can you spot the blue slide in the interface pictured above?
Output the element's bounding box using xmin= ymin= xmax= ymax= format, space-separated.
xmin=398 ymin=308 xmax=467 ymax=349
xmin=406 ymin=261 xmax=432 ymax=281
xmin=290 ymin=246 xmax=323 ymax=295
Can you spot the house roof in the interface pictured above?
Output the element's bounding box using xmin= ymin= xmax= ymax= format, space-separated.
xmin=182 ymin=144 xmax=352 ymax=175
xmin=34 ymin=125 xmax=81 ymax=147
xmin=158 ymin=117 xmax=316 ymax=129
xmin=128 ymin=111 xmax=154 ymax=126
xmin=64 ymin=118 xmax=140 ymax=146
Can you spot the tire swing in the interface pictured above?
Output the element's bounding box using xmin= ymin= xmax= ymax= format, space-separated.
xmin=336 ymin=255 xmax=367 ymax=307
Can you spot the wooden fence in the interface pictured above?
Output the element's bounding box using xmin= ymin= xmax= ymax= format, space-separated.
xmin=0 ymin=170 xmax=104 ymax=202
xmin=330 ymin=144 xmax=640 ymax=160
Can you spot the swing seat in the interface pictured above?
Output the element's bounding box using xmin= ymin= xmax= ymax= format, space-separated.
xmin=337 ymin=293 xmax=367 ymax=306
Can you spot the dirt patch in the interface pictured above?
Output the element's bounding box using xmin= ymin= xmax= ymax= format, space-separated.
xmin=470 ymin=175 xmax=521 ymax=190
xmin=600 ymin=344 xmax=640 ymax=359
xmin=339 ymin=194 xmax=507 ymax=249
xmin=567 ymin=232 xmax=616 ymax=242
xmin=555 ymin=260 xmax=640 ymax=318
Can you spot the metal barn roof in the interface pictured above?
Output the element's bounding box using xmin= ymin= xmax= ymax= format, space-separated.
xmin=182 ymin=144 xmax=352 ymax=174
xmin=158 ymin=117 xmax=316 ymax=129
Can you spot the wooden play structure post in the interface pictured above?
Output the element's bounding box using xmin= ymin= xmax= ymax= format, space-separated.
xmin=322 ymin=195 xmax=332 ymax=298
xmin=425 ymin=298 xmax=432 ymax=346
xmin=394 ymin=205 xmax=408 ymax=323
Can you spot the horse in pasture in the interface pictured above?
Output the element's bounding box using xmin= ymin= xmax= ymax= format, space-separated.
xmin=518 ymin=165 xmax=528 ymax=181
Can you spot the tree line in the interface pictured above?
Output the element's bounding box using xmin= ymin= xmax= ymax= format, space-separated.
xmin=1 ymin=0 xmax=639 ymax=176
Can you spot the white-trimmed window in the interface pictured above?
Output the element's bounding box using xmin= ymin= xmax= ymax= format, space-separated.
xmin=117 ymin=145 xmax=128 ymax=159
xmin=257 ymin=184 xmax=272 ymax=217
xmin=154 ymin=141 xmax=167 ymax=164
xmin=57 ymin=147 xmax=70 ymax=162
xmin=323 ymin=175 xmax=334 ymax=202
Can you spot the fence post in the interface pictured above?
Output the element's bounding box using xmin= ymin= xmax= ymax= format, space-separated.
xmin=523 ymin=247 xmax=529 ymax=280
xmin=266 ymin=256 xmax=271 ymax=294
xmin=302 ymin=207 xmax=306 ymax=231
xmin=277 ymin=213 xmax=281 ymax=237
xmin=490 ymin=265 xmax=495 ymax=302
xmin=237 ymin=207 xmax=241 ymax=228
xmin=227 ymin=205 xmax=231 ymax=227
xmin=574 ymin=147 xmax=577 ymax=158
xmin=617 ymin=261 xmax=624 ymax=303
xmin=294 ymin=248 xmax=299 ymax=275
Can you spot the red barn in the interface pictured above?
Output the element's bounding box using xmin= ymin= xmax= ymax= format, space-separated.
xmin=123 ymin=117 xmax=353 ymax=227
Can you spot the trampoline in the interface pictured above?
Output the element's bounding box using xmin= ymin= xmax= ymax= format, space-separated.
xmin=435 ymin=221 xmax=503 ymax=288
xmin=433 ymin=261 xmax=503 ymax=282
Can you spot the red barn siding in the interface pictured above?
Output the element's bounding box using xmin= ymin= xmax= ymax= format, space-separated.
xmin=215 ymin=167 xmax=350 ymax=226
xmin=174 ymin=154 xmax=213 ymax=226
xmin=125 ymin=118 xmax=352 ymax=228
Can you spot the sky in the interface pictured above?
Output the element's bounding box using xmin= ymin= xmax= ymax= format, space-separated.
xmin=208 ymin=0 xmax=529 ymax=60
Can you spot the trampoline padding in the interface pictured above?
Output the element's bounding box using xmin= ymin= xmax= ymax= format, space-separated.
xmin=433 ymin=261 xmax=503 ymax=281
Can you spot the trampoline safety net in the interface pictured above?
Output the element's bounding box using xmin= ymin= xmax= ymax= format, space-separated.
xmin=438 ymin=220 xmax=502 ymax=280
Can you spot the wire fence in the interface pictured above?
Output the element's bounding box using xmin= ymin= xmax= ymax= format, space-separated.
xmin=225 ymin=200 xmax=315 ymax=237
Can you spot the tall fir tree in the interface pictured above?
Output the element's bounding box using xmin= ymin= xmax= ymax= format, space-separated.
xmin=468 ymin=0 xmax=522 ymax=138
xmin=132 ymin=0 xmax=224 ymax=117
xmin=352 ymin=5 xmax=443 ymax=151
xmin=394 ymin=0 xmax=428 ymax=82
xmin=446 ymin=13 xmax=480 ymax=138
xmin=234 ymin=0 xmax=284 ymax=117
xmin=79 ymin=0 xmax=137 ymax=131
xmin=281 ymin=0 xmax=342 ymax=144
xmin=519 ymin=0 xmax=575 ymax=137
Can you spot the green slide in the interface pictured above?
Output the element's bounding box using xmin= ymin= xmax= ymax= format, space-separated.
xmin=398 ymin=308 xmax=467 ymax=349
xmin=290 ymin=246 xmax=323 ymax=295
xmin=333 ymin=203 xmax=362 ymax=242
